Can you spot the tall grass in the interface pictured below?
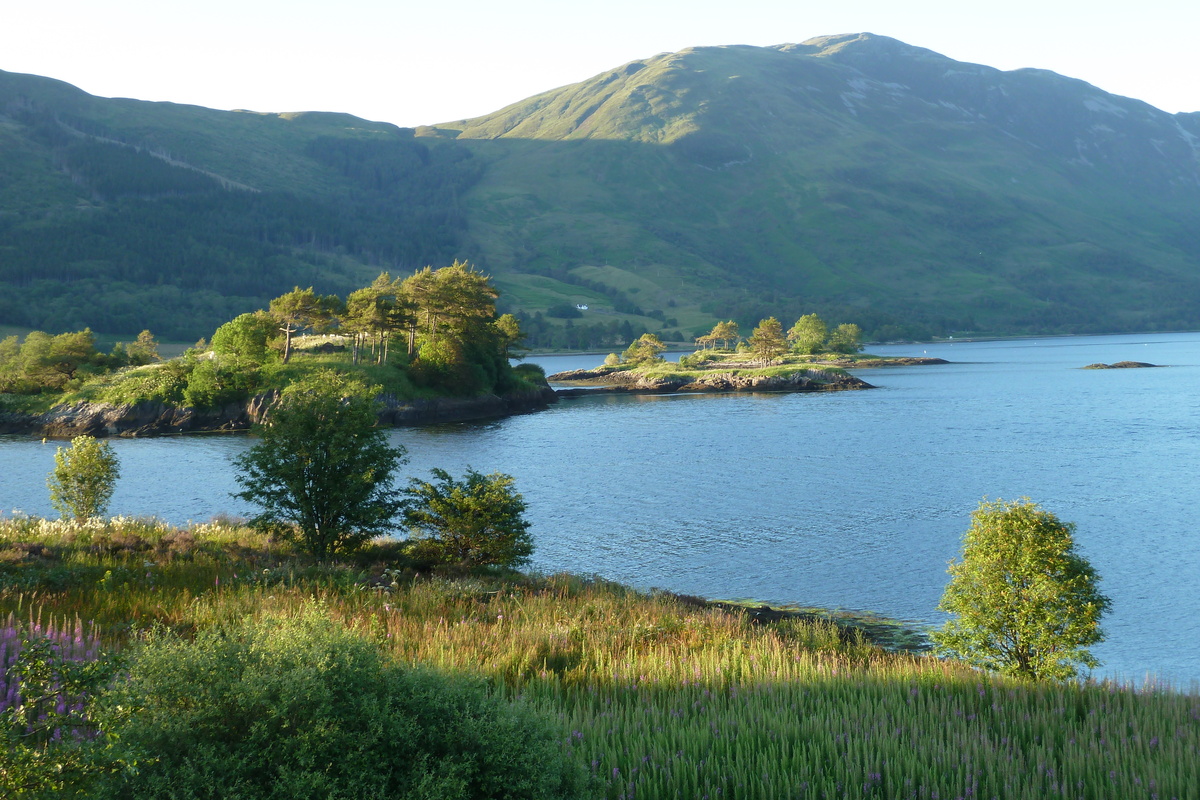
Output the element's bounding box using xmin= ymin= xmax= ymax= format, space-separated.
xmin=2 ymin=517 xmax=1198 ymax=798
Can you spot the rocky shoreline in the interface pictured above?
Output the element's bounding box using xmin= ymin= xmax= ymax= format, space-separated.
xmin=1 ymin=356 xmax=947 ymax=437
xmin=0 ymin=386 xmax=558 ymax=438
xmin=548 ymin=366 xmax=875 ymax=396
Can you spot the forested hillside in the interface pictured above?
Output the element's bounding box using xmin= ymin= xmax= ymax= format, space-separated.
xmin=4 ymin=33 xmax=1200 ymax=343
xmin=0 ymin=71 xmax=482 ymax=339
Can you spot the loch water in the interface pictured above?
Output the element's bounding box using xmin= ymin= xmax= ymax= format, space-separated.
xmin=2 ymin=332 xmax=1199 ymax=685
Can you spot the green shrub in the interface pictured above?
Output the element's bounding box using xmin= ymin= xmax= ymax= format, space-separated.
xmin=401 ymin=468 xmax=533 ymax=568
xmin=96 ymin=607 xmax=586 ymax=800
xmin=512 ymin=362 xmax=546 ymax=382
xmin=96 ymin=361 xmax=191 ymax=406
xmin=181 ymin=358 xmax=259 ymax=409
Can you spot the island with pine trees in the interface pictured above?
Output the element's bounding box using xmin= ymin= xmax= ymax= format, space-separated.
xmin=0 ymin=263 xmax=556 ymax=437
xmin=549 ymin=315 xmax=947 ymax=396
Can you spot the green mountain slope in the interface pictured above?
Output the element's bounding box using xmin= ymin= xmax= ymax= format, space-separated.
xmin=3 ymin=34 xmax=1200 ymax=342
xmin=0 ymin=71 xmax=482 ymax=339
xmin=427 ymin=34 xmax=1200 ymax=337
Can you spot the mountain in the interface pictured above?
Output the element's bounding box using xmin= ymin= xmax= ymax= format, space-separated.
xmin=3 ymin=34 xmax=1200 ymax=343
xmin=425 ymin=33 xmax=1200 ymax=339
xmin=0 ymin=71 xmax=483 ymax=339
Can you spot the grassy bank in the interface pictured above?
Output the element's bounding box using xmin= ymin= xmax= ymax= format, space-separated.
xmin=3 ymin=516 xmax=1197 ymax=798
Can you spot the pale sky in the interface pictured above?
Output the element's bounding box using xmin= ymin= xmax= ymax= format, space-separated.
xmin=6 ymin=0 xmax=1198 ymax=128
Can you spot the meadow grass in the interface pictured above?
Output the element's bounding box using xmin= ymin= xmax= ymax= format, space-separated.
xmin=2 ymin=516 xmax=1197 ymax=798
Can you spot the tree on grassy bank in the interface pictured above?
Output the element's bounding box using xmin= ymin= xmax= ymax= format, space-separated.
xmin=233 ymin=370 xmax=406 ymax=558
xmin=933 ymin=498 xmax=1111 ymax=680
xmin=619 ymin=333 xmax=667 ymax=366
xmin=47 ymin=435 xmax=120 ymax=522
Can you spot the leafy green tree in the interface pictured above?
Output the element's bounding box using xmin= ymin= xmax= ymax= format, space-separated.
xmin=402 ymin=261 xmax=498 ymax=345
xmin=233 ymin=370 xmax=406 ymax=558
xmin=401 ymin=468 xmax=533 ymax=568
xmin=95 ymin=607 xmax=582 ymax=800
xmin=44 ymin=329 xmax=102 ymax=384
xmin=827 ymin=322 xmax=863 ymax=354
xmin=342 ymin=272 xmax=412 ymax=365
xmin=211 ymin=312 xmax=277 ymax=365
xmin=622 ymin=333 xmax=666 ymax=365
xmin=933 ymin=499 xmax=1111 ymax=680
xmin=494 ymin=313 xmax=527 ymax=360
xmin=126 ymin=330 xmax=160 ymax=366
xmin=747 ymin=317 xmax=787 ymax=365
xmin=403 ymin=263 xmax=509 ymax=393
xmin=0 ymin=335 xmax=24 ymax=392
xmin=787 ymin=314 xmax=828 ymax=355
xmin=47 ymin=435 xmax=121 ymax=521
xmin=5 ymin=330 xmax=107 ymax=391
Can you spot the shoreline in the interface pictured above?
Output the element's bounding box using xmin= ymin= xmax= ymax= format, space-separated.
xmin=0 ymin=385 xmax=559 ymax=439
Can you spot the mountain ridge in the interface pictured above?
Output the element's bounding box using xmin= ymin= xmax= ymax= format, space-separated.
xmin=2 ymin=35 xmax=1199 ymax=343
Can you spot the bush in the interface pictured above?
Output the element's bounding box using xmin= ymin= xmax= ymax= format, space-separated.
xmin=182 ymin=358 xmax=260 ymax=409
xmin=512 ymin=362 xmax=546 ymax=382
xmin=95 ymin=607 xmax=584 ymax=800
xmin=210 ymin=312 xmax=278 ymax=365
xmin=401 ymin=468 xmax=533 ymax=568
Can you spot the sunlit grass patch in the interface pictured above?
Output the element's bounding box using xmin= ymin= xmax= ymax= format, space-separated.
xmin=1 ymin=516 xmax=1198 ymax=798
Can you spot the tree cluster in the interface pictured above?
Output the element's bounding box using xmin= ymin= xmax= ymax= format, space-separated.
xmin=237 ymin=262 xmax=523 ymax=396
xmin=691 ymin=314 xmax=863 ymax=359
xmin=0 ymin=329 xmax=158 ymax=394
xmin=233 ymin=370 xmax=532 ymax=565
xmin=0 ymin=262 xmax=534 ymax=410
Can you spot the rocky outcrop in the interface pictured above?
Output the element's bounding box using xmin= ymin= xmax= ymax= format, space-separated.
xmin=820 ymin=357 xmax=949 ymax=367
xmin=1082 ymin=361 xmax=1161 ymax=369
xmin=554 ymin=368 xmax=873 ymax=397
xmin=0 ymin=386 xmax=558 ymax=438
xmin=3 ymin=398 xmax=265 ymax=438
xmin=546 ymin=367 xmax=636 ymax=384
xmin=376 ymin=386 xmax=558 ymax=426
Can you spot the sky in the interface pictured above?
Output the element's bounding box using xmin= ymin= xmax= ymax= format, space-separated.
xmin=6 ymin=0 xmax=1198 ymax=128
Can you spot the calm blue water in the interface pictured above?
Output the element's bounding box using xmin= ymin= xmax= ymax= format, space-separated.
xmin=2 ymin=333 xmax=1198 ymax=685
